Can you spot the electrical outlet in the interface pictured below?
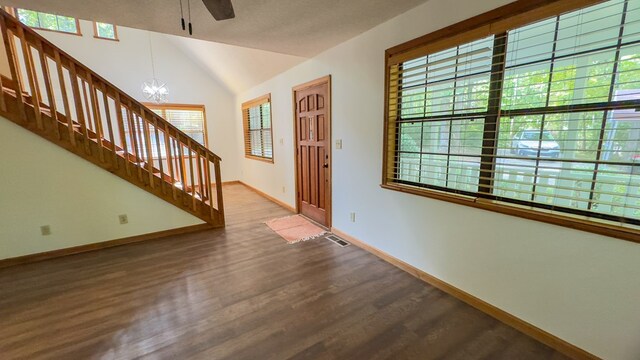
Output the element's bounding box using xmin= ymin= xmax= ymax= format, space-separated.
xmin=336 ymin=139 xmax=343 ymax=149
xmin=40 ymin=225 xmax=51 ymax=236
xmin=118 ymin=214 xmax=128 ymax=225
xmin=350 ymin=212 xmax=356 ymax=222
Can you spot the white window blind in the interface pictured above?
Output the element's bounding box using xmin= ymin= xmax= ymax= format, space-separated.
xmin=387 ymin=0 xmax=640 ymax=227
xmin=121 ymin=105 xmax=206 ymax=159
xmin=242 ymin=95 xmax=273 ymax=161
xmin=150 ymin=106 xmax=207 ymax=146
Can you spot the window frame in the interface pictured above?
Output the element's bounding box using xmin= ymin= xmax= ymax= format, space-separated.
xmin=93 ymin=21 xmax=119 ymax=41
xmin=382 ymin=0 xmax=640 ymax=243
xmin=9 ymin=7 xmax=82 ymax=36
xmin=242 ymin=94 xmax=274 ymax=163
xmin=144 ymin=103 xmax=209 ymax=152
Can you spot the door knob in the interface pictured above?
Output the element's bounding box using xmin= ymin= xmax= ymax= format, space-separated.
xmin=323 ymin=163 xmax=328 ymax=168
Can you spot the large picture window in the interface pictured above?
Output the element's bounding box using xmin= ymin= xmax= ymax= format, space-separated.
xmin=384 ymin=0 xmax=640 ymax=241
xmin=242 ymin=94 xmax=273 ymax=162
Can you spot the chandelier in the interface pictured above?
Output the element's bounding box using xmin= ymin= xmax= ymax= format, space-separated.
xmin=142 ymin=79 xmax=169 ymax=103
xmin=142 ymin=34 xmax=169 ymax=104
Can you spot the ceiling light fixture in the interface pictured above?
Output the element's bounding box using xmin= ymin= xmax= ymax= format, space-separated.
xmin=142 ymin=33 xmax=169 ymax=104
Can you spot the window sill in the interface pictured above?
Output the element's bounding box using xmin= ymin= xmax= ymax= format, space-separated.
xmin=245 ymin=155 xmax=274 ymax=164
xmin=93 ymin=35 xmax=119 ymax=42
xmin=33 ymin=27 xmax=82 ymax=36
xmin=380 ymin=182 xmax=640 ymax=244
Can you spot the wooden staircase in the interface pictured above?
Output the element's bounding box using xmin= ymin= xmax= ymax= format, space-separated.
xmin=0 ymin=11 xmax=225 ymax=227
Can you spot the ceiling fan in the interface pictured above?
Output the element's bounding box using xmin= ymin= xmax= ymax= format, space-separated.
xmin=180 ymin=0 xmax=235 ymax=35
xmin=203 ymin=0 xmax=235 ymax=21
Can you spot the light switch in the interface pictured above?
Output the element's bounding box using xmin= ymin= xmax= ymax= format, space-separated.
xmin=336 ymin=139 xmax=343 ymax=149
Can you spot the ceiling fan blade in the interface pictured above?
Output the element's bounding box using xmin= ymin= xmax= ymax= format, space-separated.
xmin=202 ymin=0 xmax=235 ymax=20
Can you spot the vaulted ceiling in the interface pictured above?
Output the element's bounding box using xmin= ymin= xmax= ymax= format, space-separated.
xmin=4 ymin=0 xmax=430 ymax=57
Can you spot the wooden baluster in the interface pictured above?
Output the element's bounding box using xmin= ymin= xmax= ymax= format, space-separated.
xmin=200 ymin=153 xmax=206 ymax=201
xmin=126 ymin=105 xmax=143 ymax=181
xmin=81 ymin=78 xmax=93 ymax=132
xmin=195 ymin=148 xmax=205 ymax=201
xmin=173 ymin=138 xmax=181 ymax=192
xmin=68 ymin=63 xmax=90 ymax=154
xmin=0 ymin=74 xmax=5 ymax=113
xmin=0 ymin=18 xmax=11 ymax=112
xmin=187 ymin=139 xmax=196 ymax=209
xmin=136 ymin=113 xmax=145 ymax=164
xmin=53 ymin=51 xmax=74 ymax=146
xmin=101 ymin=86 xmax=117 ymax=168
xmin=153 ymin=117 xmax=165 ymax=194
xmin=87 ymin=75 xmax=104 ymax=162
xmin=213 ymin=156 xmax=224 ymax=224
xmin=204 ymin=153 xmax=214 ymax=219
xmin=203 ymin=152 xmax=210 ymax=201
xmin=164 ymin=124 xmax=176 ymax=200
xmin=139 ymin=106 xmax=154 ymax=188
xmin=114 ymin=93 xmax=130 ymax=176
xmin=177 ymin=136 xmax=187 ymax=203
xmin=35 ymin=41 xmax=59 ymax=139
xmin=175 ymin=140 xmax=182 ymax=185
xmin=16 ymin=25 xmax=42 ymax=128
xmin=0 ymin=18 xmax=26 ymax=120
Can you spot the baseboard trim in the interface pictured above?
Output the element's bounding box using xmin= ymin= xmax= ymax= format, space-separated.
xmin=331 ymin=227 xmax=599 ymax=360
xmin=238 ymin=181 xmax=296 ymax=213
xmin=221 ymin=180 xmax=241 ymax=186
xmin=0 ymin=223 xmax=214 ymax=269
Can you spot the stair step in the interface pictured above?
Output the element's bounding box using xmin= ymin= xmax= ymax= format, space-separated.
xmin=58 ymin=120 xmax=82 ymax=129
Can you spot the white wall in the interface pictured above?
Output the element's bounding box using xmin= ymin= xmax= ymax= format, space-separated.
xmin=236 ymin=0 xmax=640 ymax=359
xmin=0 ymin=119 xmax=203 ymax=259
xmin=35 ymin=20 xmax=240 ymax=181
xmin=0 ymin=20 xmax=243 ymax=259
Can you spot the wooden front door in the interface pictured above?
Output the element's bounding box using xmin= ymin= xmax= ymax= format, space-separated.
xmin=294 ymin=77 xmax=331 ymax=227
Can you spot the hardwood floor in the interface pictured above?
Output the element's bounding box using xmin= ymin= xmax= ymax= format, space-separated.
xmin=0 ymin=184 xmax=568 ymax=359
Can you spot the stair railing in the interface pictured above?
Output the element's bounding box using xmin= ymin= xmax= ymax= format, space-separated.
xmin=0 ymin=10 xmax=224 ymax=224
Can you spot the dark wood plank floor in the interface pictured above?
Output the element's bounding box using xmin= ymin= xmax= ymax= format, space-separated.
xmin=0 ymin=183 xmax=568 ymax=360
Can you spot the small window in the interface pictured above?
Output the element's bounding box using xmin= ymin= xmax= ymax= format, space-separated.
xmin=242 ymin=94 xmax=273 ymax=162
xmin=15 ymin=8 xmax=80 ymax=35
xmin=94 ymin=22 xmax=118 ymax=41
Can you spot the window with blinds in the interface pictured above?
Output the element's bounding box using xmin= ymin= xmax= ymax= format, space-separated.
xmin=242 ymin=94 xmax=273 ymax=162
xmin=148 ymin=105 xmax=207 ymax=146
xmin=384 ymin=0 xmax=640 ymax=238
xmin=135 ymin=104 xmax=207 ymax=159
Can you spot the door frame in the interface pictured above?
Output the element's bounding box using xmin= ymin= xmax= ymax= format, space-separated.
xmin=292 ymin=75 xmax=332 ymax=228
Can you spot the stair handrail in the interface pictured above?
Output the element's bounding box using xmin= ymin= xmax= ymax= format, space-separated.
xmin=0 ymin=9 xmax=221 ymax=163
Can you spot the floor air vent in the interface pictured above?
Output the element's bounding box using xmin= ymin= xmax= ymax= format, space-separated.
xmin=326 ymin=234 xmax=350 ymax=247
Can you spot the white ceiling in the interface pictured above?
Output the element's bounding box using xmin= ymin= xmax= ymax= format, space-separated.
xmin=4 ymin=0 xmax=430 ymax=57
xmin=166 ymin=34 xmax=305 ymax=94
